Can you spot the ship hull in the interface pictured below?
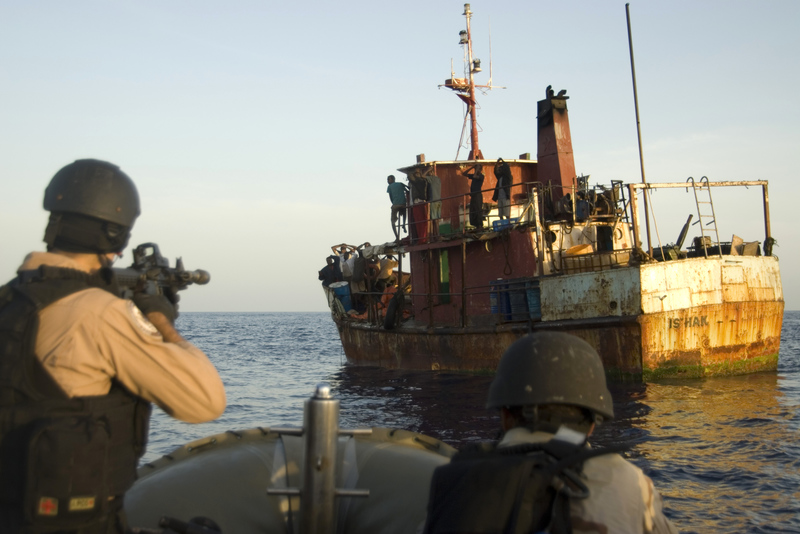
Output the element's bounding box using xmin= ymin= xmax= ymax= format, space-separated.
xmin=334 ymin=256 xmax=783 ymax=381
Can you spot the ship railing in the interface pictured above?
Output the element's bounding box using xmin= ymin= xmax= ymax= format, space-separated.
xmin=624 ymin=180 xmax=775 ymax=260
xmin=559 ymin=248 xmax=636 ymax=275
xmin=399 ymin=181 xmax=540 ymax=244
xmin=341 ymin=278 xmax=546 ymax=328
xmin=399 ymin=179 xmax=629 ymax=246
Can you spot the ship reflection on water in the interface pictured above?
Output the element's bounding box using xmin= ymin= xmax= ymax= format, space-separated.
xmin=332 ymin=368 xmax=498 ymax=444
xmin=610 ymin=373 xmax=799 ymax=532
xmin=329 ymin=365 xmax=798 ymax=532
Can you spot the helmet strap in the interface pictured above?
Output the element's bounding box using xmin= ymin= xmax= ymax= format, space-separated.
xmin=43 ymin=213 xmax=62 ymax=251
xmin=44 ymin=212 xmax=131 ymax=254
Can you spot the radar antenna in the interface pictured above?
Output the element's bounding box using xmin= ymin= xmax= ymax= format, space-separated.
xmin=439 ymin=3 xmax=506 ymax=160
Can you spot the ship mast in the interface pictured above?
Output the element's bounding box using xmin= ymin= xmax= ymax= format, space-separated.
xmin=443 ymin=3 xmax=503 ymax=161
xmin=464 ymin=4 xmax=482 ymax=160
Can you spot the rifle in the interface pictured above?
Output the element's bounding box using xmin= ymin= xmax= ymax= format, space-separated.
xmin=113 ymin=243 xmax=210 ymax=300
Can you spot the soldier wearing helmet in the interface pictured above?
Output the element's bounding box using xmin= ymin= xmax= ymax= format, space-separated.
xmin=0 ymin=160 xmax=226 ymax=533
xmin=424 ymin=332 xmax=678 ymax=534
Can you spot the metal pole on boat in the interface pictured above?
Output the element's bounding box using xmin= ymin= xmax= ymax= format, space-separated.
xmin=532 ymin=187 xmax=544 ymax=278
xmin=268 ymin=385 xmax=371 ymax=534
xmin=762 ymin=183 xmax=773 ymax=254
xmin=461 ymin=240 xmax=467 ymax=328
xmin=300 ymin=384 xmax=339 ymax=534
xmin=625 ymin=3 xmax=653 ymax=258
xmin=628 ymin=184 xmax=642 ymax=251
xmin=428 ymin=249 xmax=434 ymax=327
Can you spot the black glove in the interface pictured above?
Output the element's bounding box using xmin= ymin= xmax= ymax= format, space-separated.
xmin=133 ymin=293 xmax=179 ymax=324
xmin=163 ymin=287 xmax=181 ymax=306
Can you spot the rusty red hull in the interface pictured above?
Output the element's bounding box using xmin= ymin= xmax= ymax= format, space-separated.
xmin=334 ymin=300 xmax=783 ymax=381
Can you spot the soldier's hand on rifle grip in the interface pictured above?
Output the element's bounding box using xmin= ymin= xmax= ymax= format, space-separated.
xmin=133 ymin=293 xmax=179 ymax=325
xmin=163 ymin=288 xmax=181 ymax=306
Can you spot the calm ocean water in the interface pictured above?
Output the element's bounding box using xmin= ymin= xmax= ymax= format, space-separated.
xmin=143 ymin=311 xmax=800 ymax=533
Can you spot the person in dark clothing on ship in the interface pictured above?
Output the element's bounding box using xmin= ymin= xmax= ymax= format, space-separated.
xmin=318 ymin=255 xmax=341 ymax=287
xmin=462 ymin=163 xmax=485 ymax=229
xmin=493 ymin=158 xmax=513 ymax=220
xmin=408 ymin=168 xmax=430 ymax=204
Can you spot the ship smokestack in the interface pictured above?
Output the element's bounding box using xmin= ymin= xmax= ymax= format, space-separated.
xmin=537 ymin=87 xmax=577 ymax=213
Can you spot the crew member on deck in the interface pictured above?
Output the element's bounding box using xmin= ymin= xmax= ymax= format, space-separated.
xmin=386 ymin=175 xmax=409 ymax=241
xmin=462 ymin=163 xmax=485 ymax=229
xmin=493 ymin=158 xmax=512 ymax=220
xmin=424 ymin=167 xmax=442 ymax=235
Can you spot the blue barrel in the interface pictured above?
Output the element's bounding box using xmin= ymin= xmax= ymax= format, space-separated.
xmin=490 ymin=279 xmax=505 ymax=315
xmin=490 ymin=279 xmax=511 ymax=320
xmin=526 ymin=280 xmax=542 ymax=320
xmin=329 ymin=281 xmax=352 ymax=312
xmin=507 ymin=279 xmax=529 ymax=321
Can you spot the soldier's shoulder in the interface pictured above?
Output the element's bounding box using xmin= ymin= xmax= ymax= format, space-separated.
xmin=65 ymin=286 xmax=123 ymax=307
xmin=583 ymin=449 xmax=651 ymax=487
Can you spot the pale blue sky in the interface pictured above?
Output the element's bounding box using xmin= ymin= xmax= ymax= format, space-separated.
xmin=2 ymin=1 xmax=798 ymax=311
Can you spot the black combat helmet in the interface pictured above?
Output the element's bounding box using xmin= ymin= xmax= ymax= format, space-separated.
xmin=486 ymin=332 xmax=614 ymax=420
xmin=43 ymin=159 xmax=140 ymax=253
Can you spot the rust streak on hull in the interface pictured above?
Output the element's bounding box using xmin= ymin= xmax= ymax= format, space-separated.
xmin=640 ymin=301 xmax=784 ymax=378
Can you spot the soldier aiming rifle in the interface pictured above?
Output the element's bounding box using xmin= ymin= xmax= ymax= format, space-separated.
xmin=0 ymin=159 xmax=226 ymax=533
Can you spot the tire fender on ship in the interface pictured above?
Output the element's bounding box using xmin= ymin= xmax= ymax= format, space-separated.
xmin=383 ymin=296 xmax=399 ymax=330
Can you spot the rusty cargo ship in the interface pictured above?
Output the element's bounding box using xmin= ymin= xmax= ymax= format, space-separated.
xmin=321 ymin=4 xmax=783 ymax=380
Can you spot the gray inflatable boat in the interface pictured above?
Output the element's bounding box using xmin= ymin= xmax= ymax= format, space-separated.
xmin=125 ymin=384 xmax=455 ymax=533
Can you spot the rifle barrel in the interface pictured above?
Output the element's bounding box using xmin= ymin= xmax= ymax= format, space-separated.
xmin=182 ymin=270 xmax=210 ymax=285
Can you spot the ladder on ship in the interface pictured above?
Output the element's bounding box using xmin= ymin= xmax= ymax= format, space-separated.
xmin=688 ymin=176 xmax=721 ymax=257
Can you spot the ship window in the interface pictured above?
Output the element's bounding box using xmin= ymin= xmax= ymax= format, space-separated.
xmin=597 ymin=226 xmax=614 ymax=252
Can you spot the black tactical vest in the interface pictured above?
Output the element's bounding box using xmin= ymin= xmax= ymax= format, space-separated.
xmin=423 ymin=439 xmax=625 ymax=534
xmin=0 ymin=265 xmax=151 ymax=532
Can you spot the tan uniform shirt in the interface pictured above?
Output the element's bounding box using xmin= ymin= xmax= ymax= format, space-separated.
xmin=500 ymin=427 xmax=679 ymax=534
xmin=19 ymin=252 xmax=226 ymax=424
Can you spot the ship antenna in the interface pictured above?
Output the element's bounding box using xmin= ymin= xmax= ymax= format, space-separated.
xmin=463 ymin=3 xmax=482 ymax=160
xmin=440 ymin=4 xmax=506 ymax=161
xmin=488 ymin=16 xmax=493 ymax=87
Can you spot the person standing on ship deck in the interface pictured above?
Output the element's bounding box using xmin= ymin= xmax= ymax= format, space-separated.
xmin=386 ymin=175 xmax=409 ymax=240
xmin=0 ymin=159 xmax=226 ymax=534
xmin=424 ymin=167 xmax=442 ymax=236
xmin=462 ymin=163 xmax=485 ymax=230
xmin=493 ymin=158 xmax=513 ymax=220
xmin=408 ymin=169 xmax=430 ymax=243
